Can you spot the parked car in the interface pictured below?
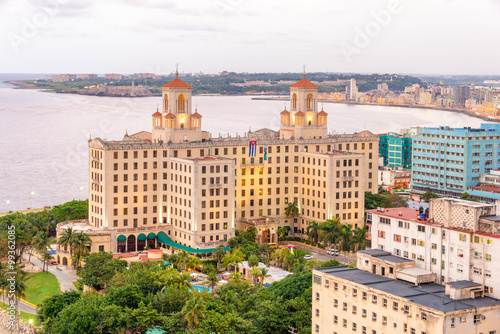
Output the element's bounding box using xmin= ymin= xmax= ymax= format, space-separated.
xmin=327 ymin=248 xmax=339 ymax=256
xmin=304 ymin=255 xmax=314 ymax=260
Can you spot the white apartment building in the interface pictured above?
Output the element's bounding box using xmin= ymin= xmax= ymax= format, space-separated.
xmin=367 ymin=198 xmax=500 ymax=298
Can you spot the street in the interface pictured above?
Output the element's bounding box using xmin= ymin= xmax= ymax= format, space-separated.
xmin=285 ymin=242 xmax=357 ymax=265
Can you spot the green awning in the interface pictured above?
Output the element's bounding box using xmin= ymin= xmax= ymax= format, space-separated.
xmin=283 ymin=226 xmax=291 ymax=231
xmin=157 ymin=231 xmax=230 ymax=253
xmin=137 ymin=233 xmax=147 ymax=241
xmin=147 ymin=232 xmax=157 ymax=240
xmin=117 ymin=235 xmax=127 ymax=242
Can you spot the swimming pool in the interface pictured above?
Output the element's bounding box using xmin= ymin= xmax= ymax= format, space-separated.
xmin=192 ymin=285 xmax=212 ymax=292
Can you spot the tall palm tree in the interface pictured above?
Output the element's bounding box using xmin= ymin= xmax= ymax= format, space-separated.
xmin=220 ymin=290 xmax=241 ymax=312
xmin=71 ymin=232 xmax=92 ymax=267
xmin=250 ymin=266 xmax=261 ymax=284
xmin=306 ymin=221 xmax=321 ymax=257
xmin=33 ymin=230 xmax=52 ymax=271
xmin=258 ymin=267 xmax=270 ymax=285
xmin=212 ymin=245 xmax=226 ymax=271
xmin=285 ymin=201 xmax=300 ymax=218
xmin=181 ymin=297 xmax=206 ymax=328
xmin=57 ymin=227 xmax=75 ymax=256
xmin=222 ymin=249 xmax=245 ymax=273
xmin=207 ymin=273 xmax=219 ymax=290
xmin=339 ymin=224 xmax=354 ymax=263
xmin=42 ymin=253 xmax=53 ymax=273
xmin=352 ymin=225 xmax=368 ymax=253
xmin=177 ymin=250 xmax=190 ymax=271
xmin=320 ymin=218 xmax=342 ymax=260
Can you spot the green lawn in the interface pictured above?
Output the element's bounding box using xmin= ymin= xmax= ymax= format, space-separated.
xmin=0 ymin=301 xmax=41 ymax=326
xmin=24 ymin=272 xmax=61 ymax=306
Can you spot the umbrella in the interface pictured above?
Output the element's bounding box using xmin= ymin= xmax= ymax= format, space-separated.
xmin=219 ymin=280 xmax=228 ymax=284
xmin=190 ymin=273 xmax=198 ymax=277
xmin=223 ymin=272 xmax=231 ymax=276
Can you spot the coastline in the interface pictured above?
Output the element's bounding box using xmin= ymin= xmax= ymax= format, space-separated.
xmin=252 ymin=97 xmax=500 ymax=123
xmin=5 ymin=80 xmax=498 ymax=123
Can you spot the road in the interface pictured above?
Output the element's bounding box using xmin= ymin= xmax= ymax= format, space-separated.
xmin=1 ymin=294 xmax=37 ymax=314
xmin=284 ymin=242 xmax=357 ymax=265
xmin=22 ymin=255 xmax=78 ymax=293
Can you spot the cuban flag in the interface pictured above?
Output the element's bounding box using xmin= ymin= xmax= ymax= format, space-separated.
xmin=249 ymin=141 xmax=257 ymax=157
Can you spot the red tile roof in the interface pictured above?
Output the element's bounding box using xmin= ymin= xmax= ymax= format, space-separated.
xmin=191 ymin=112 xmax=202 ymax=117
xmin=318 ymin=110 xmax=328 ymax=116
xmin=280 ymin=109 xmax=290 ymax=115
xmin=164 ymin=112 xmax=176 ymax=118
xmin=295 ymin=111 xmax=305 ymax=116
xmin=162 ymin=78 xmax=192 ymax=88
xmin=290 ymin=79 xmax=318 ymax=88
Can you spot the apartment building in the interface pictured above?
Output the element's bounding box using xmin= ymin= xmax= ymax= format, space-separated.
xmin=312 ymin=264 xmax=500 ymax=334
xmin=411 ymin=124 xmax=500 ymax=197
xmin=57 ymin=70 xmax=380 ymax=261
xmin=379 ymin=131 xmax=413 ymax=169
xmin=468 ymin=169 xmax=500 ymax=201
xmin=367 ymin=198 xmax=500 ymax=298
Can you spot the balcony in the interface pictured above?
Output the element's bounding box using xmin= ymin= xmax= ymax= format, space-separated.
xmin=343 ymin=176 xmax=354 ymax=181
xmin=209 ymin=183 xmax=222 ymax=188
xmin=92 ymin=156 xmax=99 ymax=162
xmin=92 ymin=178 xmax=100 ymax=184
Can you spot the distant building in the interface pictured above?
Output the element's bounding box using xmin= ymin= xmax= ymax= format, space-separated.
xmin=378 ymin=132 xmax=413 ymax=169
xmin=346 ymin=78 xmax=357 ymax=100
xmin=51 ymin=74 xmax=77 ymax=82
xmin=468 ymin=169 xmax=500 ymax=201
xmin=411 ymin=124 xmax=500 ymax=197
xmin=454 ymin=86 xmax=471 ymax=107
xmin=378 ymin=167 xmax=411 ymax=193
xmin=79 ymin=74 xmax=97 ymax=80
xmin=105 ymin=73 xmax=122 ymax=80
xmin=377 ymin=82 xmax=389 ymax=92
xmin=138 ymin=73 xmax=155 ymax=79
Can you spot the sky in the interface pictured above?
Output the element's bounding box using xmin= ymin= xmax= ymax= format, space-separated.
xmin=0 ymin=0 xmax=499 ymax=75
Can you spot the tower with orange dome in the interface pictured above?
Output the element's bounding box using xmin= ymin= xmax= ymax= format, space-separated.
xmin=279 ymin=70 xmax=327 ymax=139
xmin=151 ymin=68 xmax=208 ymax=143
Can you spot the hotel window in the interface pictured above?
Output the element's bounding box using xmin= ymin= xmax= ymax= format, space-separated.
xmin=372 ymin=312 xmax=377 ymax=321
xmin=334 ymin=315 xmax=338 ymax=324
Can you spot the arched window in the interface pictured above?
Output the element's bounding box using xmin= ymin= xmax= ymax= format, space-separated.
xmin=307 ymin=94 xmax=313 ymax=111
xmin=292 ymin=94 xmax=297 ymax=110
xmin=178 ymin=94 xmax=186 ymax=113
xmin=164 ymin=95 xmax=168 ymax=112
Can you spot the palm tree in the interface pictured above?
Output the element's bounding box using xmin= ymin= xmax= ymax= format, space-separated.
xmin=228 ymin=272 xmax=241 ymax=281
xmin=175 ymin=272 xmax=194 ymax=291
xmin=187 ymin=256 xmax=202 ymax=272
xmin=250 ymin=266 xmax=261 ymax=284
xmin=320 ymin=218 xmax=342 ymax=260
xmin=285 ymin=201 xmax=300 ymax=218
xmin=220 ymin=290 xmax=241 ymax=312
xmin=307 ymin=221 xmax=321 ymax=257
xmin=71 ymin=232 xmax=92 ymax=267
xmin=272 ymin=247 xmax=290 ymax=268
xmin=177 ymin=250 xmax=190 ymax=271
xmin=57 ymin=227 xmax=75 ymax=256
xmin=207 ymin=273 xmax=219 ymax=289
xmin=222 ymin=249 xmax=245 ymax=273
xmin=181 ymin=297 xmax=206 ymax=328
xmin=258 ymin=267 xmax=271 ymax=285
xmin=212 ymin=245 xmax=226 ymax=271
xmin=352 ymin=225 xmax=368 ymax=253
xmin=33 ymin=230 xmax=52 ymax=271
xmin=277 ymin=227 xmax=288 ymax=243
xmin=339 ymin=224 xmax=354 ymax=263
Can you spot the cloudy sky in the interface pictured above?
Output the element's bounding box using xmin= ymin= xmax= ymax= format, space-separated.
xmin=0 ymin=0 xmax=499 ymax=75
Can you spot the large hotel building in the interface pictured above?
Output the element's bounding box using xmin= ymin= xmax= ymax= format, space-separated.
xmin=57 ymin=71 xmax=379 ymax=260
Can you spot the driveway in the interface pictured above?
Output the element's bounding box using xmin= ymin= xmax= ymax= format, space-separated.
xmin=283 ymin=242 xmax=357 ymax=265
xmin=1 ymin=294 xmax=37 ymax=314
xmin=23 ymin=255 xmax=78 ymax=292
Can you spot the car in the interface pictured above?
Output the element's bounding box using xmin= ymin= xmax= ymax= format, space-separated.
xmin=304 ymin=255 xmax=314 ymax=260
xmin=327 ymin=249 xmax=339 ymax=256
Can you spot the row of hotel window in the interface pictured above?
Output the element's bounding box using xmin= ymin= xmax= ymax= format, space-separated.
xmin=417 ymin=133 xmax=500 ymax=141
xmin=109 ymin=142 xmax=374 ymax=161
xmin=173 ymin=231 xmax=228 ymax=243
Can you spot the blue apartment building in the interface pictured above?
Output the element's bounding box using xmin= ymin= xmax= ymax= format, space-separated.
xmin=411 ymin=124 xmax=500 ymax=197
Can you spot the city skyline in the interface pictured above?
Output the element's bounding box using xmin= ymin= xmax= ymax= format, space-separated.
xmin=1 ymin=0 xmax=499 ymax=75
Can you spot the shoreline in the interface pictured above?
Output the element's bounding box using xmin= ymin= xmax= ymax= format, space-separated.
xmin=252 ymin=97 xmax=500 ymax=123
xmin=5 ymin=80 xmax=498 ymax=123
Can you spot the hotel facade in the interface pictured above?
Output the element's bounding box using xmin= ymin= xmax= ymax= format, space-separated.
xmin=57 ymin=71 xmax=380 ymax=262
